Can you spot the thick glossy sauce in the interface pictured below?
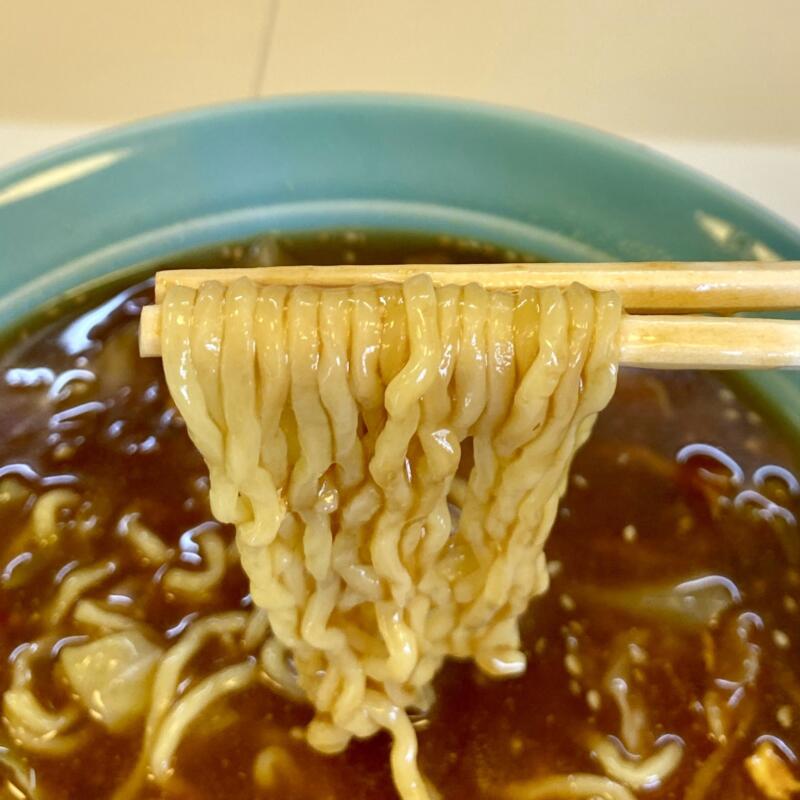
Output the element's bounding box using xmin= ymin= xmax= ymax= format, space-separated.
xmin=0 ymin=233 xmax=798 ymax=799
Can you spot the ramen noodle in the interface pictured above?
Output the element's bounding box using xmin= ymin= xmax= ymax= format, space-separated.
xmin=159 ymin=275 xmax=621 ymax=799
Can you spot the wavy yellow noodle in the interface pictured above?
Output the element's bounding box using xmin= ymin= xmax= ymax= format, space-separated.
xmin=160 ymin=275 xmax=621 ymax=800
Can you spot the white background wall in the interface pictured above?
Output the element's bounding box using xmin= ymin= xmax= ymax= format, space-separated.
xmin=1 ymin=0 xmax=798 ymax=224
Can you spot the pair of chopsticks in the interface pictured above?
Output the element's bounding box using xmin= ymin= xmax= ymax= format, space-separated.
xmin=138 ymin=262 xmax=800 ymax=370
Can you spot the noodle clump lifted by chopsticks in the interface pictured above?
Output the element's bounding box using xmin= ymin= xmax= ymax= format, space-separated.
xmin=160 ymin=274 xmax=622 ymax=800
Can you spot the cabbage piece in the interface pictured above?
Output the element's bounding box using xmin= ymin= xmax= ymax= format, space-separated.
xmin=576 ymin=574 xmax=740 ymax=629
xmin=745 ymin=741 xmax=800 ymax=800
xmin=60 ymin=630 xmax=162 ymax=733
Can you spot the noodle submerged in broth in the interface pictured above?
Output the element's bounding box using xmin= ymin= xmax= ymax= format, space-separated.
xmin=0 ymin=232 xmax=797 ymax=800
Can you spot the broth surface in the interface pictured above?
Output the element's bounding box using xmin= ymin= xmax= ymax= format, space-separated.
xmin=0 ymin=232 xmax=798 ymax=799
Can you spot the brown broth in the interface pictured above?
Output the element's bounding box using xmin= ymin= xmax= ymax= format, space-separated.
xmin=0 ymin=232 xmax=798 ymax=800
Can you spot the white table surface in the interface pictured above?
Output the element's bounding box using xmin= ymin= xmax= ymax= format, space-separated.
xmin=1 ymin=122 xmax=798 ymax=231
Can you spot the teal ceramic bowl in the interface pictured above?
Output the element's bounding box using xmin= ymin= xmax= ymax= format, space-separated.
xmin=1 ymin=95 xmax=799 ymax=427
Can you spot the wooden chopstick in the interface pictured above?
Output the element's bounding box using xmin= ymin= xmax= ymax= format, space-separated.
xmin=154 ymin=261 xmax=800 ymax=312
xmin=619 ymin=315 xmax=800 ymax=369
xmin=138 ymin=308 xmax=800 ymax=370
xmin=139 ymin=261 xmax=800 ymax=369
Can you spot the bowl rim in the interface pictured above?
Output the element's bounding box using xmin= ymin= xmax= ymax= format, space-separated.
xmin=2 ymin=93 xmax=800 ymax=440
xmin=1 ymin=92 xmax=799 ymax=238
